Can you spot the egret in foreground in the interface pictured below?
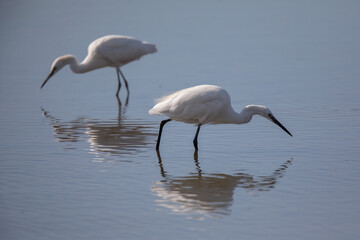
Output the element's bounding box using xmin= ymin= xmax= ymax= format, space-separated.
xmin=149 ymin=85 xmax=292 ymax=150
xmin=41 ymin=35 xmax=157 ymax=99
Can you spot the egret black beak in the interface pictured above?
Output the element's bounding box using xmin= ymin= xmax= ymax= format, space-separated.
xmin=40 ymin=67 xmax=56 ymax=89
xmin=269 ymin=115 xmax=293 ymax=137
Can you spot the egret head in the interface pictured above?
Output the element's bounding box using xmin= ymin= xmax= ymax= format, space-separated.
xmin=245 ymin=105 xmax=292 ymax=137
xmin=40 ymin=55 xmax=74 ymax=89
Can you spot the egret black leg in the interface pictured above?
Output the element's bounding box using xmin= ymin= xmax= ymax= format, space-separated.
xmin=193 ymin=124 xmax=201 ymax=150
xmin=193 ymin=150 xmax=202 ymax=176
xmin=116 ymin=95 xmax=122 ymax=108
xmin=118 ymin=69 xmax=130 ymax=97
xmin=156 ymin=119 xmax=172 ymax=150
xmin=116 ymin=68 xmax=122 ymax=97
xmin=156 ymin=150 xmax=166 ymax=178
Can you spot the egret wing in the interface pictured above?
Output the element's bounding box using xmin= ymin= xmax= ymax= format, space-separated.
xmin=150 ymin=85 xmax=230 ymax=124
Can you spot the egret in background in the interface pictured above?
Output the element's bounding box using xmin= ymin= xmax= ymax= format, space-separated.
xmin=41 ymin=35 xmax=157 ymax=101
xmin=149 ymin=85 xmax=292 ymax=150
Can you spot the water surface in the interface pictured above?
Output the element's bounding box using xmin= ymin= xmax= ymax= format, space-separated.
xmin=1 ymin=1 xmax=360 ymax=240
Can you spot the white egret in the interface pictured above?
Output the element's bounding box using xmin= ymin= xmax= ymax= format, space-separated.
xmin=41 ymin=35 xmax=157 ymax=99
xmin=149 ymin=85 xmax=292 ymax=150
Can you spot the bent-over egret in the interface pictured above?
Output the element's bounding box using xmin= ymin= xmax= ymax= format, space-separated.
xmin=41 ymin=35 xmax=157 ymax=99
xmin=149 ymin=85 xmax=292 ymax=150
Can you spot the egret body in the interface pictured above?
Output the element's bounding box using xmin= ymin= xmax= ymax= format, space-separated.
xmin=41 ymin=35 xmax=157 ymax=99
xmin=149 ymin=85 xmax=292 ymax=150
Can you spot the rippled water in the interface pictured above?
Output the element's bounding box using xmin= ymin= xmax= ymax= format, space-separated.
xmin=41 ymin=107 xmax=156 ymax=159
xmin=1 ymin=1 xmax=360 ymax=240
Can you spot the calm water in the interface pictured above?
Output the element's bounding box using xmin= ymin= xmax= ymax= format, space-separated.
xmin=1 ymin=1 xmax=360 ymax=239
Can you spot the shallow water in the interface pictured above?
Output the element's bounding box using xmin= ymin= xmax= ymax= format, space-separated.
xmin=1 ymin=1 xmax=360 ymax=239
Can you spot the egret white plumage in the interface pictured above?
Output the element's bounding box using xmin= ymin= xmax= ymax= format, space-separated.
xmin=149 ymin=85 xmax=292 ymax=150
xmin=41 ymin=35 xmax=157 ymax=98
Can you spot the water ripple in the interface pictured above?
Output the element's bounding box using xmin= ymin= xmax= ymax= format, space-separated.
xmin=152 ymin=150 xmax=293 ymax=219
xmin=41 ymin=107 xmax=157 ymax=162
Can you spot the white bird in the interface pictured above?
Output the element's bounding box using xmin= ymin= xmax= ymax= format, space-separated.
xmin=149 ymin=85 xmax=292 ymax=150
xmin=41 ymin=35 xmax=157 ymax=99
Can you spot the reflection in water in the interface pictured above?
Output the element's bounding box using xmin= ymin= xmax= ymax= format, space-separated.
xmin=153 ymin=151 xmax=292 ymax=219
xmin=116 ymin=95 xmax=129 ymax=110
xmin=41 ymin=107 xmax=157 ymax=161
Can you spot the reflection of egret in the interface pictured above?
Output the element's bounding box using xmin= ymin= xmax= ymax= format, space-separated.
xmin=42 ymin=107 xmax=157 ymax=160
xmin=149 ymin=85 xmax=292 ymax=150
xmin=156 ymin=150 xmax=202 ymax=178
xmin=40 ymin=35 xmax=157 ymax=103
xmin=152 ymin=151 xmax=292 ymax=219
